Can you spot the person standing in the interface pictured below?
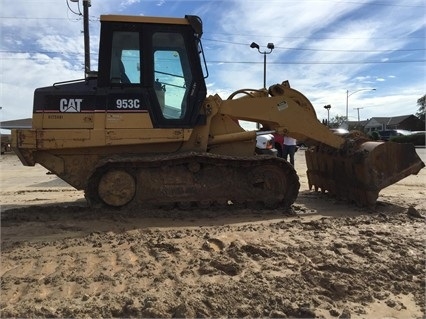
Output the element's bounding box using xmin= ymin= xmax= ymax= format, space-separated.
xmin=283 ymin=135 xmax=297 ymax=166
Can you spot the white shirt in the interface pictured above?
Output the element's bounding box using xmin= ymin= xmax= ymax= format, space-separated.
xmin=283 ymin=136 xmax=297 ymax=146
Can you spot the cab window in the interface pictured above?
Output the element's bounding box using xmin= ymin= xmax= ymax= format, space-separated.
xmin=153 ymin=32 xmax=192 ymax=119
xmin=110 ymin=31 xmax=140 ymax=84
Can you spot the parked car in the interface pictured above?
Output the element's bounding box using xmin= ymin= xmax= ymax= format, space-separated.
xmin=391 ymin=131 xmax=425 ymax=146
xmin=330 ymin=128 xmax=349 ymax=135
xmin=378 ymin=129 xmax=412 ymax=141
xmin=378 ymin=130 xmax=399 ymax=141
xmin=395 ymin=129 xmax=412 ymax=136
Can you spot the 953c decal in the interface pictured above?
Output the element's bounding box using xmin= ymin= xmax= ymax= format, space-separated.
xmin=116 ymin=99 xmax=140 ymax=109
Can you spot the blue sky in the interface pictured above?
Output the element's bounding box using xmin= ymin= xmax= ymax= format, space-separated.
xmin=1 ymin=0 xmax=425 ymax=126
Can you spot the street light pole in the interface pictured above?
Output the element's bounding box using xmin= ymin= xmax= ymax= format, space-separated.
xmin=345 ymin=88 xmax=376 ymax=124
xmin=324 ymin=104 xmax=331 ymax=126
xmin=263 ymin=53 xmax=266 ymax=89
xmin=250 ymin=42 xmax=274 ymax=88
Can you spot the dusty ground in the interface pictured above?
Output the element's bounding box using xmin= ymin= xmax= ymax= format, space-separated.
xmin=1 ymin=149 xmax=425 ymax=319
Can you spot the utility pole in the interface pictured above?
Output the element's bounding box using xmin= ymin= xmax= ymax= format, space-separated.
xmin=70 ymin=0 xmax=92 ymax=77
xmin=354 ymin=107 xmax=363 ymax=122
xmin=83 ymin=0 xmax=91 ymax=77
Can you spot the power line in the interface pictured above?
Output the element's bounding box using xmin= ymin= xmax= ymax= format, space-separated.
xmin=207 ymin=60 xmax=426 ymax=65
xmin=0 ymin=16 xmax=79 ymax=20
xmin=2 ymin=40 xmax=424 ymax=56
xmin=0 ymin=50 xmax=98 ymax=55
xmin=66 ymin=0 xmax=82 ymax=16
xmin=0 ymin=16 xmax=99 ymax=21
xmin=286 ymin=0 xmax=425 ymax=7
xmin=205 ymin=33 xmax=426 ymax=40
xmin=273 ymin=46 xmax=425 ymax=52
xmin=1 ymin=54 xmax=424 ymax=65
xmin=203 ymin=38 xmax=425 ymax=52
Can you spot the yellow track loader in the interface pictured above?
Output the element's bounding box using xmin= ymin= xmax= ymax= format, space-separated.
xmin=11 ymin=13 xmax=424 ymax=209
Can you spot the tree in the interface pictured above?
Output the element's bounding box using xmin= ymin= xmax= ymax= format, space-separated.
xmin=328 ymin=115 xmax=347 ymax=128
xmin=416 ymin=95 xmax=425 ymax=122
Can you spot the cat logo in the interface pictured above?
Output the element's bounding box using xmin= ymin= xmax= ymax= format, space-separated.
xmin=60 ymin=98 xmax=82 ymax=112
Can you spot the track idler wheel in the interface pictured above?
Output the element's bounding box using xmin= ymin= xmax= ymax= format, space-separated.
xmin=97 ymin=169 xmax=136 ymax=207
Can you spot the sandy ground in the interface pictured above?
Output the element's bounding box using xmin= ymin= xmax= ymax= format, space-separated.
xmin=1 ymin=149 xmax=425 ymax=318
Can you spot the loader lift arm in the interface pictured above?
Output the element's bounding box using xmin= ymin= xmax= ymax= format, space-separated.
xmin=219 ymin=83 xmax=344 ymax=149
xmin=213 ymin=81 xmax=424 ymax=206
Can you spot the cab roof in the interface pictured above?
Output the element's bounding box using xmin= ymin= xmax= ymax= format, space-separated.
xmin=100 ymin=15 xmax=191 ymax=25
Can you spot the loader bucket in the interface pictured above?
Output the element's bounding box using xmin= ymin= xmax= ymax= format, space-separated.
xmin=305 ymin=141 xmax=425 ymax=206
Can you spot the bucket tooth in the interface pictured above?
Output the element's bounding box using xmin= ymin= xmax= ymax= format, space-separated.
xmin=305 ymin=141 xmax=425 ymax=206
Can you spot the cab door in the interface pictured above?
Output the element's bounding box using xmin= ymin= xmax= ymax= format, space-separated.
xmin=145 ymin=26 xmax=207 ymax=128
xmin=105 ymin=30 xmax=153 ymax=130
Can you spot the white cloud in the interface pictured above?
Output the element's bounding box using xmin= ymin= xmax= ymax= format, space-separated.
xmin=1 ymin=53 xmax=83 ymax=120
xmin=120 ymin=0 xmax=141 ymax=9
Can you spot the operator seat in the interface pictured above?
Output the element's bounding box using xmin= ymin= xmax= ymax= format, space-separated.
xmin=119 ymin=60 xmax=131 ymax=84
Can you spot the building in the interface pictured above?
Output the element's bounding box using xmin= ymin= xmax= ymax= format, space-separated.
xmin=0 ymin=118 xmax=32 ymax=130
xmin=363 ymin=115 xmax=424 ymax=133
xmin=0 ymin=118 xmax=32 ymax=154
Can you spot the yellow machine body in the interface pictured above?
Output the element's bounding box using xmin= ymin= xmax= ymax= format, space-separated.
xmin=12 ymin=14 xmax=424 ymax=209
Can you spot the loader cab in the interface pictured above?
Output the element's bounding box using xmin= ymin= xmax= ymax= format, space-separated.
xmin=97 ymin=15 xmax=207 ymax=128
